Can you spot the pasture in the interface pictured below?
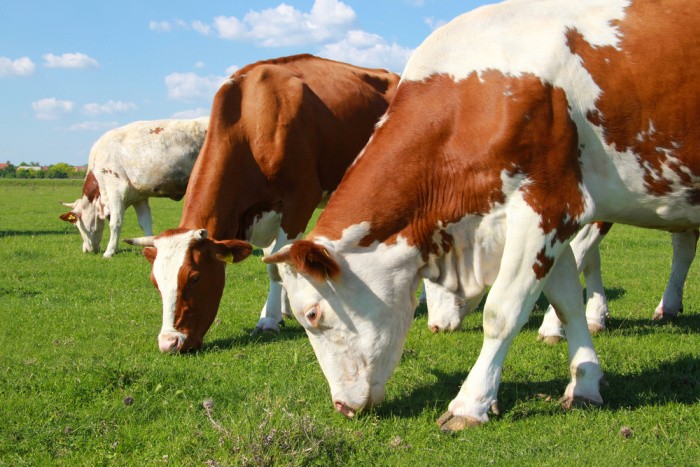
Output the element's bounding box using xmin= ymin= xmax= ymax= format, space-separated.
xmin=1 ymin=178 xmax=698 ymax=465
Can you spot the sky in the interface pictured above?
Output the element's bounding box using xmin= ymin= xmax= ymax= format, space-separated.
xmin=0 ymin=0 xmax=490 ymax=166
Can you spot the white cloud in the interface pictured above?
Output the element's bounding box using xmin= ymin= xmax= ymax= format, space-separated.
xmin=211 ymin=0 xmax=356 ymax=46
xmin=424 ymin=17 xmax=447 ymax=30
xmin=43 ymin=53 xmax=99 ymax=69
xmin=192 ymin=20 xmax=211 ymax=35
xmin=320 ymin=30 xmax=414 ymax=72
xmin=165 ymin=72 xmax=228 ymax=101
xmin=0 ymin=56 xmax=36 ymax=77
xmin=32 ymin=98 xmax=75 ymax=120
xmin=213 ymin=15 xmax=246 ymax=40
xmin=68 ymin=121 xmax=119 ymax=131
xmin=149 ymin=20 xmax=171 ymax=32
xmin=225 ymin=65 xmax=239 ymax=76
xmin=195 ymin=61 xmax=206 ymax=69
xmin=172 ymin=108 xmax=210 ymax=119
xmin=82 ymin=100 xmax=137 ymax=116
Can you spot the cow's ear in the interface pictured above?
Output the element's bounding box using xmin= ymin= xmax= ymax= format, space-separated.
xmin=59 ymin=211 xmax=78 ymax=224
xmin=264 ymin=240 xmax=340 ymax=282
xmin=143 ymin=247 xmax=157 ymax=264
xmin=213 ymin=239 xmax=253 ymax=264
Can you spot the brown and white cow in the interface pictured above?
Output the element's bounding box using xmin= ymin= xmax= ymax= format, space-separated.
xmin=127 ymin=55 xmax=400 ymax=352
xmin=60 ymin=118 xmax=208 ymax=257
xmin=265 ymin=0 xmax=699 ymax=431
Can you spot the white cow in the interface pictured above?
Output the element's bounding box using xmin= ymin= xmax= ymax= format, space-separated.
xmin=60 ymin=118 xmax=208 ymax=257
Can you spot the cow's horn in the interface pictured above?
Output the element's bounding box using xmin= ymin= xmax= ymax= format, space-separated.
xmin=124 ymin=236 xmax=156 ymax=247
xmin=61 ymin=201 xmax=76 ymax=208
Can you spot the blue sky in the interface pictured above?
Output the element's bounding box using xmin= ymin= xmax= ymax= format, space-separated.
xmin=0 ymin=0 xmax=489 ymax=166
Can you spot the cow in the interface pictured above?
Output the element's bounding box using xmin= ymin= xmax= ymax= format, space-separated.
xmin=264 ymin=0 xmax=698 ymax=431
xmin=125 ymin=55 xmax=400 ymax=352
xmin=426 ymin=222 xmax=698 ymax=337
xmin=60 ymin=118 xmax=209 ymax=257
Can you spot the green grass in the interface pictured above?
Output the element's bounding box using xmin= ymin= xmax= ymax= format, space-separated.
xmin=0 ymin=179 xmax=698 ymax=465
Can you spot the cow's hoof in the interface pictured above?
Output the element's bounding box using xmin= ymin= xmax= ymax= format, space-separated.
xmin=437 ymin=412 xmax=482 ymax=433
xmin=652 ymin=308 xmax=681 ymax=321
xmin=587 ymin=323 xmax=605 ymax=334
xmin=250 ymin=325 xmax=279 ymax=336
xmin=536 ymin=334 xmax=562 ymax=345
xmin=103 ymin=252 xmax=115 ymax=258
xmin=560 ymin=394 xmax=603 ymax=411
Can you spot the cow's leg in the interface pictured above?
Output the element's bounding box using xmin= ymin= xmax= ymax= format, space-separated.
xmin=254 ymin=229 xmax=293 ymax=334
xmin=438 ymin=207 xmax=581 ymax=431
xmin=538 ymin=223 xmax=610 ymax=341
xmin=425 ymin=280 xmax=484 ymax=333
xmin=103 ymin=200 xmax=126 ymax=258
xmin=133 ymin=199 xmax=153 ymax=236
xmin=653 ymin=229 xmax=698 ymax=320
xmin=542 ymin=246 xmax=604 ymax=409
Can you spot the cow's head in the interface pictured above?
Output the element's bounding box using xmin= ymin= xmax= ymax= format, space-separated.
xmin=264 ymin=238 xmax=421 ymax=417
xmin=127 ymin=229 xmax=252 ymax=353
xmin=59 ymin=196 xmax=106 ymax=253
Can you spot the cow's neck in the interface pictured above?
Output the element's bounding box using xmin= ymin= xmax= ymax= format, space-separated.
xmin=178 ymin=138 xmax=267 ymax=241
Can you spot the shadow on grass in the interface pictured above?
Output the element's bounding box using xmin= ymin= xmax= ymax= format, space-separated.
xmin=604 ymin=312 xmax=700 ymax=335
xmin=201 ymin=323 xmax=307 ymax=352
xmin=0 ymin=229 xmax=73 ymax=238
xmin=374 ymin=354 xmax=699 ymax=420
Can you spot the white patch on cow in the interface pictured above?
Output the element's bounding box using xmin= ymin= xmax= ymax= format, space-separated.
xmin=402 ymin=0 xmax=628 ymax=88
xmin=152 ymin=230 xmax=198 ymax=348
xmin=245 ymin=210 xmax=283 ymax=247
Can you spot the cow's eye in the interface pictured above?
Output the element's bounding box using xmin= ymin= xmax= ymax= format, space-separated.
xmin=189 ymin=274 xmax=201 ymax=285
xmin=304 ymin=305 xmax=323 ymax=328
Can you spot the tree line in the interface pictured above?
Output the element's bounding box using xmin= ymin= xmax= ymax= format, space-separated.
xmin=0 ymin=161 xmax=87 ymax=179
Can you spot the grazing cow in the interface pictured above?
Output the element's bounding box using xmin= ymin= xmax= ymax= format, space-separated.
xmin=426 ymin=222 xmax=698 ymax=336
xmin=60 ymin=118 xmax=209 ymax=257
xmin=265 ymin=0 xmax=699 ymax=431
xmin=126 ymin=55 xmax=400 ymax=352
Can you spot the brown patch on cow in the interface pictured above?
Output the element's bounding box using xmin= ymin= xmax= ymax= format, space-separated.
xmin=532 ymin=248 xmax=555 ymax=280
xmin=150 ymin=127 xmax=164 ymax=134
xmin=287 ymin=240 xmax=340 ymax=282
xmin=82 ymin=171 xmax=100 ymax=201
xmin=59 ymin=211 xmax=78 ymax=223
xmin=311 ymin=71 xmax=584 ymax=259
xmin=179 ymin=54 xmax=399 ymax=241
xmin=566 ymin=1 xmax=699 ymax=198
xmin=595 ymin=222 xmax=613 ymax=236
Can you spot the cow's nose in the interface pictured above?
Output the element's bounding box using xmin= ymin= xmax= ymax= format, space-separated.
xmin=334 ymin=401 xmax=357 ymax=418
xmin=158 ymin=334 xmax=181 ymax=353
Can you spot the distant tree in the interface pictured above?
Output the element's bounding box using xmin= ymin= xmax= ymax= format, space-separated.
xmin=46 ymin=163 xmax=73 ymax=179
xmin=0 ymin=162 xmax=16 ymax=178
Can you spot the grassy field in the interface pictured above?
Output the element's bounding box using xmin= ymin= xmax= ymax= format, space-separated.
xmin=0 ymin=178 xmax=698 ymax=465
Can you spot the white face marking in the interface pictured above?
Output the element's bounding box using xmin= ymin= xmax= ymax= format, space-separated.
xmin=279 ymin=224 xmax=423 ymax=412
xmin=152 ymin=231 xmax=200 ymax=335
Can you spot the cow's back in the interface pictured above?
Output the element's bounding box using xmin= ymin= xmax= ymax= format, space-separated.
xmin=181 ymin=55 xmax=399 ymax=239
xmin=90 ymin=118 xmax=209 ymax=197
